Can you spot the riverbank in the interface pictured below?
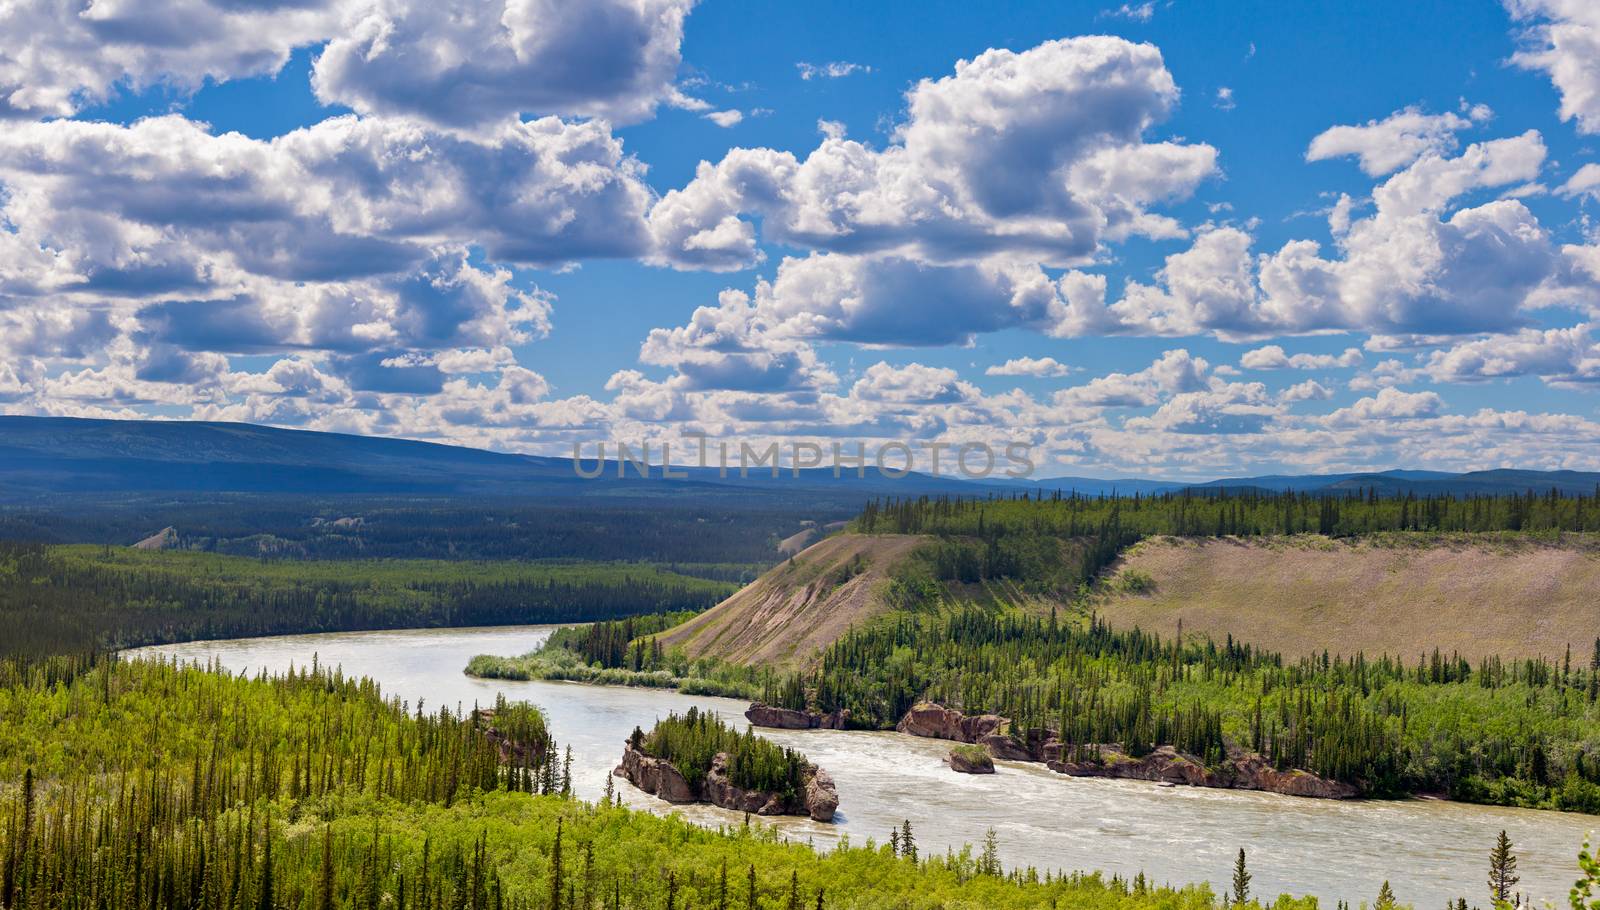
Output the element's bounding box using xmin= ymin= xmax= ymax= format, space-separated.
xmin=466 ymin=645 xmax=762 ymax=698
xmin=134 ymin=624 xmax=1600 ymax=902
xmin=482 ymin=662 xmax=1580 ymax=812
xmin=887 ymin=701 xmax=1357 ymax=799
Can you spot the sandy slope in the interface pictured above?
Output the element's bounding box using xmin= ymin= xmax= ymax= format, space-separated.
xmin=1096 ymin=535 xmax=1600 ymax=661
xmin=657 ymin=533 xmax=923 ymax=668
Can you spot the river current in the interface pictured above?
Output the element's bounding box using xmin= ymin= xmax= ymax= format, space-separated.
xmin=132 ymin=625 xmax=1595 ymax=905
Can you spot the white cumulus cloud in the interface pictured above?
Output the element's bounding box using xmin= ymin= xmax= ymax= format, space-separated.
xmin=311 ymin=0 xmax=696 ymax=129
xmin=987 ymin=356 xmax=1071 ymax=377
xmin=1306 ymin=104 xmax=1490 ymax=176
xmin=1506 ymin=0 xmax=1600 ymax=134
xmin=649 ymin=36 xmax=1217 ymax=271
xmin=1240 ymin=346 xmax=1364 ymax=370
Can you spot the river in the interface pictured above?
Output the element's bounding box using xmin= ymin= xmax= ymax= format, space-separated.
xmin=132 ymin=625 xmax=1594 ymax=906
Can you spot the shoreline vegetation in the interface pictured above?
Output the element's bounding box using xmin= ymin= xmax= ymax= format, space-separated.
xmin=465 ymin=490 xmax=1600 ymax=816
xmin=469 ymin=604 xmax=1600 ymax=812
xmin=464 ymin=613 xmax=768 ymax=699
xmin=4 ymin=651 xmax=1588 ymax=909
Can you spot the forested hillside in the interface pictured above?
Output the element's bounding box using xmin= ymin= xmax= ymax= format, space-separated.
xmin=609 ymin=490 xmax=1600 ymax=813
xmin=0 ymin=543 xmax=734 ymax=659
xmin=779 ymin=608 xmax=1600 ymax=811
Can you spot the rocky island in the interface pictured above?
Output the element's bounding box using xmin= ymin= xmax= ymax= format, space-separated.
xmin=614 ymin=707 xmax=838 ymax=821
xmin=946 ymin=744 xmax=995 ymax=774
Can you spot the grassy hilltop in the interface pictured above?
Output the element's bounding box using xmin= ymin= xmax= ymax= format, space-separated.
xmin=1096 ymin=535 xmax=1600 ymax=661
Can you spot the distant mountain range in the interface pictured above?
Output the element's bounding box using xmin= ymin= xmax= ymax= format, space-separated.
xmin=0 ymin=416 xmax=1594 ymax=501
xmin=1031 ymin=469 xmax=1600 ymax=497
xmin=0 ymin=416 xmax=992 ymax=502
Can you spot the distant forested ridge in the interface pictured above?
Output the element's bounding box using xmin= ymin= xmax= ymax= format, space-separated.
xmin=0 ymin=543 xmax=734 ymax=659
xmin=0 ymin=494 xmax=814 ymax=566
xmin=851 ymin=487 xmax=1600 ymax=595
xmin=858 ymin=486 xmax=1600 ymax=539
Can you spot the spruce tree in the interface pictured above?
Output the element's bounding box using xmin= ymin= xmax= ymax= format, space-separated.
xmin=1489 ymin=829 xmax=1519 ymax=906
xmin=980 ymin=828 xmax=1001 ymax=877
xmin=548 ymin=817 xmax=564 ymax=910
xmin=1375 ymin=881 xmax=1398 ymax=910
xmin=256 ymin=817 xmax=274 ymax=910
xmin=581 ymin=841 xmax=595 ymax=910
xmin=1231 ymin=848 xmax=1251 ymax=906
xmin=318 ymin=826 xmax=335 ymax=910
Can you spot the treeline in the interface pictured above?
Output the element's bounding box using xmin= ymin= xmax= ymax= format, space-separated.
xmin=0 ymin=543 xmax=733 ymax=659
xmin=464 ymin=627 xmax=767 ymax=700
xmin=631 ymin=708 xmax=812 ymax=798
xmin=857 ymin=486 xmax=1600 ymax=539
xmin=0 ymin=653 xmax=1343 ymax=910
xmin=759 ymin=606 xmax=1600 ymax=811
xmin=547 ymin=612 xmax=700 ymax=670
xmin=900 ymin=511 xmax=1136 ymax=594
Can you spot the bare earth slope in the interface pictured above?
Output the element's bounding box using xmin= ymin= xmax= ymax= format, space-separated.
xmin=1097 ymin=535 xmax=1600 ymax=661
xmin=657 ymin=533 xmax=922 ymax=668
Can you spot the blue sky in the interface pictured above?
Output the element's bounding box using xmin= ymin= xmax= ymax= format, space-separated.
xmin=2 ymin=0 xmax=1599 ymax=479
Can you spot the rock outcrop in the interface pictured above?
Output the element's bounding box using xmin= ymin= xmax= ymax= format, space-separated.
xmin=614 ymin=743 xmax=839 ymax=821
xmin=947 ymin=746 xmax=995 ymax=774
xmin=803 ymin=769 xmax=839 ymax=821
xmin=895 ymin=702 xmax=1006 ymax=742
xmin=900 ymin=702 xmax=1359 ymax=800
xmin=1048 ymin=744 xmax=1212 ymax=788
xmin=977 ymin=732 xmax=1032 ymax=762
xmin=745 ymin=702 xmax=850 ymax=730
xmin=615 ymin=743 xmax=696 ymax=803
xmin=1227 ymin=753 xmax=1360 ymax=799
xmin=473 ymin=707 xmax=549 ymax=767
xmin=1047 ymin=744 xmax=1357 ymax=798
